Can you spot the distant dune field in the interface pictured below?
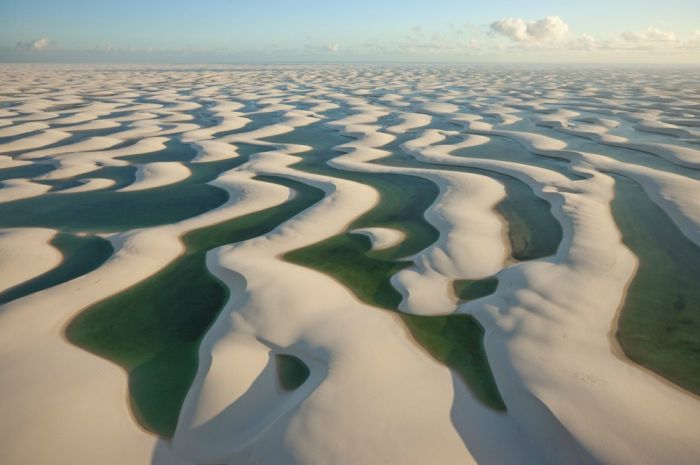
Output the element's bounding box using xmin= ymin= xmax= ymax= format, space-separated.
xmin=0 ymin=64 xmax=699 ymax=465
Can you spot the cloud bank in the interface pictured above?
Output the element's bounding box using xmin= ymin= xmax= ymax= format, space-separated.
xmin=4 ymin=18 xmax=699 ymax=63
xmin=489 ymin=17 xmax=699 ymax=54
xmin=490 ymin=16 xmax=570 ymax=43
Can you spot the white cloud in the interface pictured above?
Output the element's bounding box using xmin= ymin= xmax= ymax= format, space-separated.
xmin=303 ymin=41 xmax=339 ymax=53
xmin=689 ymin=30 xmax=700 ymax=49
xmin=490 ymin=16 xmax=570 ymax=43
xmin=580 ymin=26 xmax=699 ymax=52
xmin=606 ymin=27 xmax=683 ymax=50
xmin=620 ymin=27 xmax=677 ymax=44
xmin=488 ymin=18 xmax=699 ymax=54
xmin=16 ymin=37 xmax=50 ymax=51
xmin=568 ymin=33 xmax=599 ymax=51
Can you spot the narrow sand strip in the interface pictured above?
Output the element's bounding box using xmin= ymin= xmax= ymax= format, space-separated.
xmin=0 ymin=228 xmax=61 ymax=294
xmin=119 ymin=162 xmax=191 ymax=192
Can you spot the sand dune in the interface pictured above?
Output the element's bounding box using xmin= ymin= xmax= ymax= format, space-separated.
xmin=0 ymin=64 xmax=699 ymax=465
xmin=0 ymin=129 xmax=71 ymax=153
xmin=55 ymin=177 xmax=116 ymax=193
xmin=0 ymin=228 xmax=60 ymax=294
xmin=0 ymin=179 xmax=52 ymax=203
xmin=119 ymin=162 xmax=191 ymax=192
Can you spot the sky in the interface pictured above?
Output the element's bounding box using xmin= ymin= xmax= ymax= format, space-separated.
xmin=1 ymin=0 xmax=699 ymax=63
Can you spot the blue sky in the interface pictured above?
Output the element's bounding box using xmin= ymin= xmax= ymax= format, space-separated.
xmin=1 ymin=0 xmax=699 ymax=62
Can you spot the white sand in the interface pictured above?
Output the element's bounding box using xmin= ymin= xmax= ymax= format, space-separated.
xmin=55 ymin=178 xmax=116 ymax=194
xmin=0 ymin=121 xmax=49 ymax=137
xmin=0 ymin=228 xmax=60 ymax=293
xmin=0 ymin=179 xmax=52 ymax=203
xmin=119 ymin=162 xmax=191 ymax=192
xmin=386 ymin=112 xmax=432 ymax=134
xmin=0 ymin=129 xmax=70 ymax=154
xmin=1 ymin=64 xmax=699 ymax=465
xmin=20 ymin=136 xmax=122 ymax=160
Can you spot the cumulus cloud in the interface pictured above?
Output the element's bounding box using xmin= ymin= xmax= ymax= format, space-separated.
xmin=488 ymin=18 xmax=698 ymax=54
xmin=16 ymin=37 xmax=50 ymax=51
xmin=490 ymin=16 xmax=570 ymax=43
